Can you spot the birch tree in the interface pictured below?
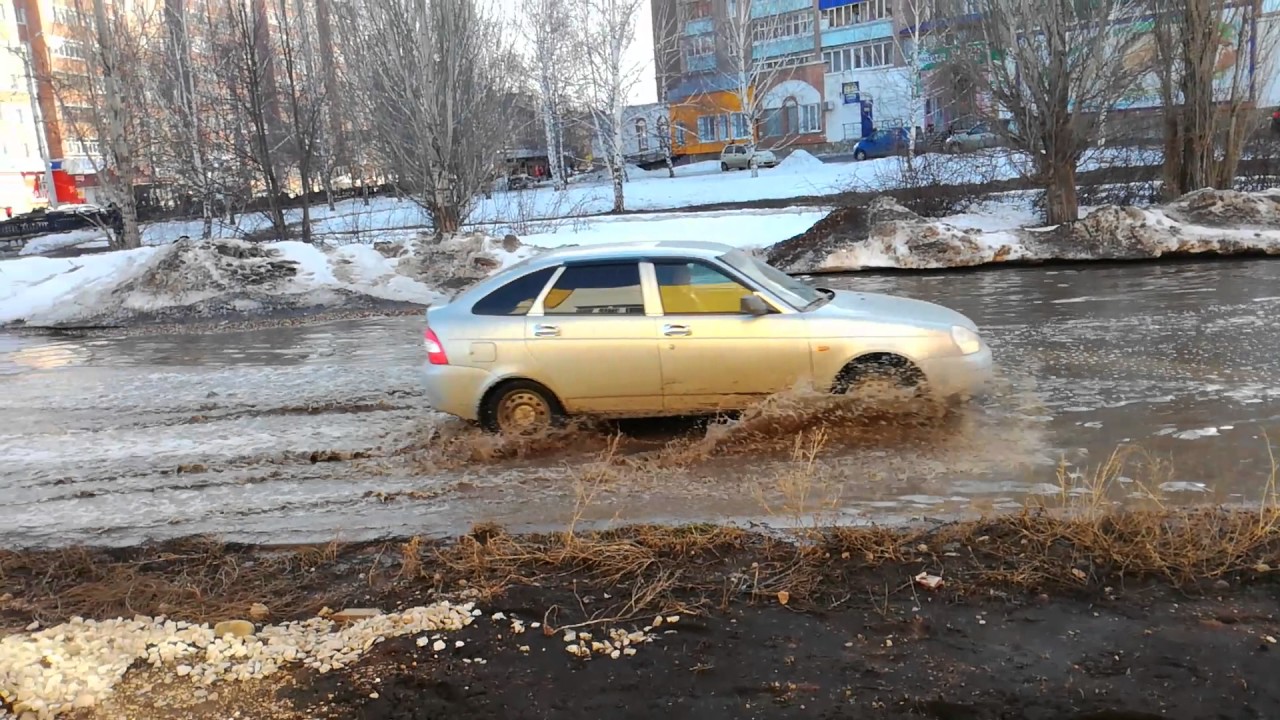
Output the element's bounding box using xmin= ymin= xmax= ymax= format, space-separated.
xmin=579 ymin=0 xmax=644 ymax=212
xmin=524 ymin=0 xmax=575 ymax=190
xmin=944 ymin=0 xmax=1147 ymax=224
xmin=337 ymin=0 xmax=515 ymax=236
xmin=719 ymin=0 xmax=811 ymax=177
xmin=1148 ymin=0 xmax=1275 ymax=196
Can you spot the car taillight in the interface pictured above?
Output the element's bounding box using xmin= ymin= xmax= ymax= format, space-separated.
xmin=424 ymin=327 xmax=448 ymax=365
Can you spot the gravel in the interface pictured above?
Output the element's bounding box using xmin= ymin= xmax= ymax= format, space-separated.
xmin=0 ymin=601 xmax=477 ymax=718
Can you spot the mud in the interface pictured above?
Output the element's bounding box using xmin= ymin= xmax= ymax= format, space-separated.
xmin=19 ymin=523 xmax=1280 ymax=720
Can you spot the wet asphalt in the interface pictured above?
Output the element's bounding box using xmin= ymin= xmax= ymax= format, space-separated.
xmin=2 ymin=258 xmax=1279 ymax=548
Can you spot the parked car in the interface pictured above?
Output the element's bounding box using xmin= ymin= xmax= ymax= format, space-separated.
xmin=720 ymin=144 xmax=778 ymax=171
xmin=506 ymin=173 xmax=533 ymax=191
xmin=852 ymin=128 xmax=912 ymax=161
xmin=420 ymin=240 xmax=993 ymax=434
xmin=944 ymin=123 xmax=1003 ymax=153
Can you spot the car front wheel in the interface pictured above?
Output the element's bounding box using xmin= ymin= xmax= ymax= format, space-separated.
xmin=853 ymin=150 xmax=867 ymax=161
xmin=721 ymin=162 xmax=729 ymax=172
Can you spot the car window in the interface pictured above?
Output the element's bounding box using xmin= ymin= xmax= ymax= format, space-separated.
xmin=719 ymin=250 xmax=823 ymax=310
xmin=542 ymin=263 xmax=645 ymax=315
xmin=472 ymin=267 xmax=556 ymax=316
xmin=654 ymin=261 xmax=757 ymax=315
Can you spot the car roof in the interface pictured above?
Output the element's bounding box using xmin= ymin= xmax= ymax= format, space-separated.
xmin=524 ymin=240 xmax=737 ymax=265
xmin=447 ymin=240 xmax=743 ymax=304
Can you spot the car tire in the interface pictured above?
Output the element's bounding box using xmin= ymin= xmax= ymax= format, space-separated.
xmin=481 ymin=380 xmax=565 ymax=435
xmin=832 ymin=356 xmax=928 ymax=412
xmin=721 ymin=162 xmax=729 ymax=172
xmin=853 ymin=150 xmax=867 ymax=161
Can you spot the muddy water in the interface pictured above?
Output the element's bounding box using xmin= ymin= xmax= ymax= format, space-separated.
xmin=2 ymin=258 xmax=1279 ymax=548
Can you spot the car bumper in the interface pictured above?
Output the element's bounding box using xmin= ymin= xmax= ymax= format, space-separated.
xmin=918 ymin=344 xmax=994 ymax=400
xmin=420 ymin=363 xmax=493 ymax=422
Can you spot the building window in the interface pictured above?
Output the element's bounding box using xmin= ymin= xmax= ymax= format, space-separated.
xmin=677 ymin=0 xmax=712 ymax=23
xmin=822 ymin=0 xmax=890 ymax=28
xmin=635 ymin=118 xmax=649 ymax=151
xmin=842 ymin=122 xmax=859 ymax=140
xmin=683 ymin=33 xmax=714 ymax=67
xmin=54 ymin=40 xmax=86 ymax=60
xmin=696 ymin=114 xmax=719 ymax=142
xmin=53 ymin=4 xmax=83 ymax=26
xmin=823 ymin=40 xmax=893 ymax=73
xmin=730 ymin=112 xmax=750 ymax=139
xmin=752 ymin=10 xmax=815 ymax=44
xmin=16 ymin=7 xmax=26 ymax=25
xmin=800 ymin=103 xmax=821 ymax=133
xmin=675 ymin=121 xmax=688 ymax=146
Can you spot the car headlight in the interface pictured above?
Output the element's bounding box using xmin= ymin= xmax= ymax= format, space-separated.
xmin=951 ymin=325 xmax=982 ymax=355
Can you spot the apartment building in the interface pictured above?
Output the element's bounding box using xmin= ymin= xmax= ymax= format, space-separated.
xmin=652 ymin=0 xmax=948 ymax=158
xmin=654 ymin=0 xmax=828 ymax=158
xmin=0 ymin=0 xmax=72 ymax=210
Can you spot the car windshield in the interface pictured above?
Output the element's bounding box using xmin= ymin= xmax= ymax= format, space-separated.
xmin=719 ymin=250 xmax=825 ymax=310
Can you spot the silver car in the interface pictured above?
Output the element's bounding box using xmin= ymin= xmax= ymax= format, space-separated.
xmin=421 ymin=241 xmax=993 ymax=434
xmin=720 ymin=144 xmax=778 ymax=171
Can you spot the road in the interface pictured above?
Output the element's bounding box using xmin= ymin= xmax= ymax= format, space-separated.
xmin=3 ymin=258 xmax=1279 ymax=548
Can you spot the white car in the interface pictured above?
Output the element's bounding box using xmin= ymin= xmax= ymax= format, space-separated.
xmin=720 ymin=144 xmax=778 ymax=171
xmin=420 ymin=240 xmax=994 ymax=434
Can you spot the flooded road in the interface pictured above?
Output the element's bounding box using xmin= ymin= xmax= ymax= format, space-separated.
xmin=3 ymin=258 xmax=1280 ymax=548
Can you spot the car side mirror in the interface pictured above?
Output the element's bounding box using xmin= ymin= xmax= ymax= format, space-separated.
xmin=740 ymin=295 xmax=770 ymax=316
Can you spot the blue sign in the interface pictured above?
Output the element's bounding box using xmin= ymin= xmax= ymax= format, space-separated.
xmin=819 ymin=0 xmax=859 ymax=9
xmin=841 ymin=81 xmax=860 ymax=104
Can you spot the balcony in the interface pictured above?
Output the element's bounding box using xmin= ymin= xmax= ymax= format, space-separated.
xmin=820 ymin=19 xmax=894 ymax=47
xmin=684 ymin=17 xmax=713 ymax=35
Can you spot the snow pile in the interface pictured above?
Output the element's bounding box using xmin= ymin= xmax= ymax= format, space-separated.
xmin=0 ymin=235 xmax=532 ymax=327
xmin=767 ymin=190 xmax=1280 ymax=273
xmin=0 ymin=603 xmax=478 ymax=718
xmin=777 ymin=149 xmax=825 ymax=171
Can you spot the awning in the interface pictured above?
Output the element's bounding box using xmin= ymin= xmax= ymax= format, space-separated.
xmin=818 ymin=0 xmax=858 ymax=9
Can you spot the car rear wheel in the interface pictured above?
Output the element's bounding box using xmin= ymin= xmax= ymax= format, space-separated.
xmin=853 ymin=150 xmax=867 ymax=161
xmin=482 ymin=380 xmax=564 ymax=435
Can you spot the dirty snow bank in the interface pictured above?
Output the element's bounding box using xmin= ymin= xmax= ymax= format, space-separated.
xmin=0 ymin=234 xmax=529 ymax=327
xmin=767 ymin=189 xmax=1280 ymax=272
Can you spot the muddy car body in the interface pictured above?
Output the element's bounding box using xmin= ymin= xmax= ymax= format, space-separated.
xmin=421 ymin=241 xmax=993 ymax=433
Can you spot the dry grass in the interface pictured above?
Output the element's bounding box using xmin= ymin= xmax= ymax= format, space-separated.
xmin=5 ymin=418 xmax=1279 ymax=630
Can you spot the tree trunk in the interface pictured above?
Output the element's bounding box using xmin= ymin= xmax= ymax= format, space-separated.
xmin=201 ymin=200 xmax=213 ymax=240
xmin=609 ymin=162 xmax=624 ymax=213
xmin=1044 ymin=161 xmax=1079 ymax=226
xmin=299 ymin=166 xmax=313 ymax=243
xmin=432 ymin=202 xmax=461 ymax=237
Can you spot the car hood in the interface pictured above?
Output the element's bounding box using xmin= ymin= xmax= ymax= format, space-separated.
xmin=756 ymin=150 xmax=777 ymax=158
xmin=815 ymin=289 xmax=977 ymax=330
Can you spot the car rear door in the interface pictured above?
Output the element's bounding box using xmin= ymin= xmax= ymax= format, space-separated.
xmin=650 ymin=259 xmax=812 ymax=413
xmin=523 ymin=262 xmax=664 ymax=415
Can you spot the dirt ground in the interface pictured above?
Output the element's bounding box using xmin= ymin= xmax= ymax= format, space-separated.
xmin=4 ymin=513 xmax=1280 ymax=720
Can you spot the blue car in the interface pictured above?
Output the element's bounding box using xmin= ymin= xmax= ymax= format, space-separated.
xmin=853 ymin=127 xmax=911 ymax=161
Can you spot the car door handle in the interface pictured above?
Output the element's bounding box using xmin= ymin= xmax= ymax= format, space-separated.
xmin=533 ymin=324 xmax=560 ymax=337
xmin=663 ymin=324 xmax=691 ymax=337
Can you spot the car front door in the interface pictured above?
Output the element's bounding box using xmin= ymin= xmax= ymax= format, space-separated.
xmin=650 ymin=259 xmax=813 ymax=413
xmin=523 ymin=262 xmax=664 ymax=415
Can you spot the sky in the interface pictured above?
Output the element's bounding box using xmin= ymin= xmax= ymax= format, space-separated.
xmin=496 ymin=0 xmax=659 ymax=105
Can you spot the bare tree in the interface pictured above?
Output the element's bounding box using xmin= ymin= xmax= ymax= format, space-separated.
xmin=944 ymin=0 xmax=1147 ymax=224
xmin=50 ymin=0 xmax=155 ymax=249
xmin=1148 ymin=0 xmax=1275 ymax=196
xmin=269 ymin=0 xmax=327 ymax=243
xmin=649 ymin=0 xmax=682 ymax=178
xmin=216 ymin=0 xmax=290 ymax=240
xmin=889 ymin=0 xmax=939 ymax=165
xmin=337 ymin=0 xmax=516 ymax=236
xmin=524 ymin=0 xmax=576 ymax=190
xmin=579 ymin=0 xmax=645 ymax=212
xmin=719 ymin=0 xmax=814 ymax=177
